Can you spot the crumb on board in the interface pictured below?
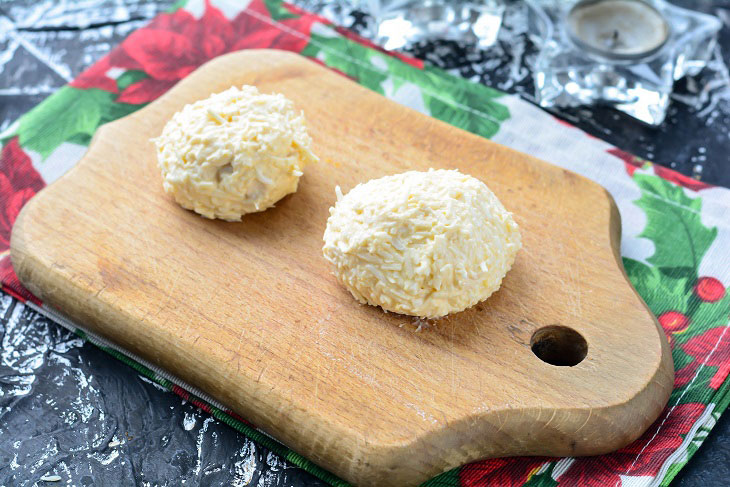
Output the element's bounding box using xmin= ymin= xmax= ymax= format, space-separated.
xmin=399 ymin=316 xmax=439 ymax=332
xmin=413 ymin=317 xmax=432 ymax=332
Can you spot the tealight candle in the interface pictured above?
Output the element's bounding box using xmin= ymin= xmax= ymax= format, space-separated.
xmin=567 ymin=0 xmax=670 ymax=60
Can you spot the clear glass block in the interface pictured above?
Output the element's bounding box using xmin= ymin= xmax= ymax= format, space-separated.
xmin=527 ymin=0 xmax=722 ymax=125
xmin=364 ymin=0 xmax=505 ymax=50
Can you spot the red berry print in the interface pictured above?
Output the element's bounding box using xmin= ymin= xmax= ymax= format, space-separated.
xmin=658 ymin=311 xmax=690 ymax=333
xmin=694 ymin=277 xmax=726 ymax=302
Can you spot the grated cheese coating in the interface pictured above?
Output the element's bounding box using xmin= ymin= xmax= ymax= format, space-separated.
xmin=322 ymin=169 xmax=521 ymax=318
xmin=153 ymin=85 xmax=318 ymax=221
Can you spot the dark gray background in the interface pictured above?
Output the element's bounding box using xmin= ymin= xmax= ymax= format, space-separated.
xmin=0 ymin=1 xmax=728 ymax=486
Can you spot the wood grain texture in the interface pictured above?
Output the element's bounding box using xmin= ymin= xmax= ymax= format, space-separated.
xmin=11 ymin=50 xmax=674 ymax=486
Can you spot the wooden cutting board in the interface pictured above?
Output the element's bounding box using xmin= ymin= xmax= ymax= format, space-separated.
xmin=11 ymin=50 xmax=674 ymax=486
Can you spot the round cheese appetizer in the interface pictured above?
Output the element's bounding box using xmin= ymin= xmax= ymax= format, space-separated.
xmin=153 ymin=85 xmax=318 ymax=221
xmin=322 ymin=169 xmax=521 ymax=318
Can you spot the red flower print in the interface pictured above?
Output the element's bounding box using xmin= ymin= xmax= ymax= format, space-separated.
xmin=712 ymin=361 xmax=730 ymax=390
xmin=104 ymin=0 xmax=321 ymax=105
xmin=230 ymin=0 xmax=320 ymax=55
xmin=675 ymin=326 xmax=730 ymax=389
xmin=108 ymin=2 xmax=234 ymax=103
xmin=0 ymin=138 xmax=45 ymax=304
xmin=694 ymin=277 xmax=726 ymax=303
xmin=0 ymin=138 xmax=45 ymax=251
xmin=0 ymin=257 xmax=40 ymax=305
xmin=70 ymin=55 xmax=118 ymax=93
xmin=557 ymin=403 xmax=704 ymax=486
xmin=607 ymin=148 xmax=648 ymax=177
xmin=460 ymin=457 xmax=551 ymax=487
xmin=658 ymin=310 xmax=690 ymax=333
xmin=654 ymin=165 xmax=713 ymax=192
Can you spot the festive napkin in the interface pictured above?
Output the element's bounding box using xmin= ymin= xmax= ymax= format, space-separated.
xmin=1 ymin=1 xmax=729 ymax=485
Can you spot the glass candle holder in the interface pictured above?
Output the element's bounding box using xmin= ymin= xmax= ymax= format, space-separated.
xmin=527 ymin=0 xmax=722 ymax=125
xmin=366 ymin=0 xmax=506 ymax=50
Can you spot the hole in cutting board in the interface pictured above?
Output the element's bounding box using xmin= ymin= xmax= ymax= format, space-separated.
xmin=530 ymin=325 xmax=587 ymax=366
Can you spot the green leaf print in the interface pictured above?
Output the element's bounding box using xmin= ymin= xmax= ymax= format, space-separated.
xmin=116 ymin=70 xmax=147 ymax=92
xmin=523 ymin=464 xmax=559 ymax=487
xmin=301 ymin=32 xmax=509 ymax=138
xmin=627 ymin=172 xmax=728 ymax=345
xmin=420 ymin=65 xmax=509 ymax=139
xmin=420 ymin=467 xmax=459 ymax=486
xmin=692 ymin=293 xmax=730 ymax=329
xmin=301 ymin=35 xmax=389 ymax=94
xmin=16 ymin=87 xmax=140 ymax=159
xmin=166 ymin=0 xmax=188 ymax=12
xmin=264 ymin=0 xmax=299 ymax=20
xmin=624 ymin=256 xmax=729 ymax=348
xmin=18 ymin=86 xmax=102 ymax=158
xmin=623 ymin=258 xmax=691 ymax=317
xmin=379 ymin=52 xmax=510 ymax=138
xmin=66 ymin=132 xmax=93 ymax=147
xmin=661 ymin=456 xmax=689 ymax=486
xmin=102 ymin=96 xmax=141 ymax=124
xmin=633 ymin=173 xmax=717 ymax=270
xmin=660 ymin=407 xmax=719 ymax=486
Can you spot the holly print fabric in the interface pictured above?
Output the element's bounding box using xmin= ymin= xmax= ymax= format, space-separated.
xmin=1 ymin=1 xmax=729 ymax=486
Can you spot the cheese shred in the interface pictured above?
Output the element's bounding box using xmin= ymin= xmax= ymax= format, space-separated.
xmin=153 ymin=85 xmax=318 ymax=221
xmin=322 ymin=169 xmax=521 ymax=318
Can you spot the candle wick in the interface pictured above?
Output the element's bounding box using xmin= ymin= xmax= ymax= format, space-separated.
xmin=609 ymin=29 xmax=620 ymax=48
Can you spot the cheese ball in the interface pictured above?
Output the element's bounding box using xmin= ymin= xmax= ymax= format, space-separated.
xmin=153 ymin=85 xmax=318 ymax=221
xmin=322 ymin=169 xmax=521 ymax=318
